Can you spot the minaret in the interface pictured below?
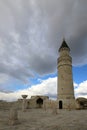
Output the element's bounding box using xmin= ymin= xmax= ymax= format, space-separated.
xmin=57 ymin=39 xmax=76 ymax=109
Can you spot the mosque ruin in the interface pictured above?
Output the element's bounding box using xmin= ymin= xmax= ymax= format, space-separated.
xmin=0 ymin=40 xmax=87 ymax=110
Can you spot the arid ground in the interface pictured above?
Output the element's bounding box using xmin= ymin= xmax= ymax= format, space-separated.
xmin=0 ymin=109 xmax=87 ymax=130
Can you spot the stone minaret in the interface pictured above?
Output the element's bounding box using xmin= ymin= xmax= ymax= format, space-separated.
xmin=57 ymin=39 xmax=76 ymax=109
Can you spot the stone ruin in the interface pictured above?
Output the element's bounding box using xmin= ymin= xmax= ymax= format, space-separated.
xmin=76 ymin=97 xmax=87 ymax=109
xmin=0 ymin=95 xmax=87 ymax=111
xmin=0 ymin=95 xmax=87 ymax=126
xmin=9 ymin=108 xmax=19 ymax=125
xmin=21 ymin=95 xmax=49 ymax=109
xmin=0 ymin=40 xmax=86 ymax=112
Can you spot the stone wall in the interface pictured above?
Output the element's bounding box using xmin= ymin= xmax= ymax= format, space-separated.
xmin=0 ymin=100 xmax=22 ymax=110
xmin=43 ymin=99 xmax=57 ymax=109
xmin=0 ymin=96 xmax=49 ymax=110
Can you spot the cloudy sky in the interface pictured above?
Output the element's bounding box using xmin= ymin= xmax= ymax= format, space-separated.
xmin=0 ymin=0 xmax=87 ymax=101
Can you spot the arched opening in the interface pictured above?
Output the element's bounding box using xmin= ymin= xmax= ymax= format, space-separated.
xmin=59 ymin=100 xmax=63 ymax=109
xmin=36 ymin=98 xmax=43 ymax=108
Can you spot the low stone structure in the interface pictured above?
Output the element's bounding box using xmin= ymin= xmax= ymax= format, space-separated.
xmin=0 ymin=96 xmax=49 ymax=110
xmin=26 ymin=95 xmax=49 ymax=109
xmin=76 ymin=97 xmax=87 ymax=109
xmin=0 ymin=97 xmax=86 ymax=110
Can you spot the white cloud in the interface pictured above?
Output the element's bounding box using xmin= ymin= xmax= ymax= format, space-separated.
xmin=75 ymin=80 xmax=87 ymax=98
xmin=0 ymin=77 xmax=57 ymax=101
xmin=0 ymin=77 xmax=87 ymax=101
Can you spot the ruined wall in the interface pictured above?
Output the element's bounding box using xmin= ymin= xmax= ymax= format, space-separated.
xmin=43 ymin=99 xmax=57 ymax=109
xmin=0 ymin=100 xmax=22 ymax=110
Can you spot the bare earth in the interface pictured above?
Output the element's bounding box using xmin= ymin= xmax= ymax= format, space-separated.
xmin=0 ymin=109 xmax=87 ymax=130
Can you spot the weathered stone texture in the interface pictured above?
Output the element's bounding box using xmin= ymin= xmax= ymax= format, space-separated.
xmin=57 ymin=40 xmax=76 ymax=109
xmin=9 ymin=108 xmax=19 ymax=125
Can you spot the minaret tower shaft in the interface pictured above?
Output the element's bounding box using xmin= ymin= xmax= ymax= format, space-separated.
xmin=57 ymin=39 xmax=75 ymax=109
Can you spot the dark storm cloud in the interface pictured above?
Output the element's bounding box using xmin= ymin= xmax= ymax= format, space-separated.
xmin=0 ymin=0 xmax=87 ymax=88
